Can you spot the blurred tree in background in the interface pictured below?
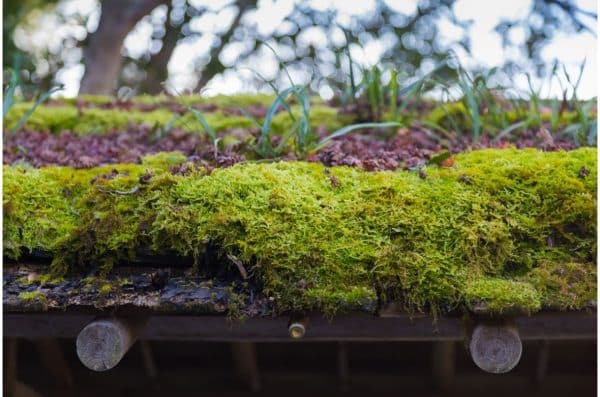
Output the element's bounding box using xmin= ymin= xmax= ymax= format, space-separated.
xmin=3 ymin=0 xmax=597 ymax=97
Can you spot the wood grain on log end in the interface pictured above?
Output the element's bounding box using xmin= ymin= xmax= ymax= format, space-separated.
xmin=76 ymin=318 xmax=138 ymax=371
xmin=469 ymin=322 xmax=522 ymax=374
xmin=288 ymin=316 xmax=309 ymax=339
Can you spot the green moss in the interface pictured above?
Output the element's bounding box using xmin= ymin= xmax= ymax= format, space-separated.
xmin=140 ymin=151 xmax=187 ymax=168
xmin=19 ymin=290 xmax=43 ymax=300
xmin=3 ymin=165 xmax=78 ymax=258
xmin=524 ymin=261 xmax=596 ymax=310
xmin=423 ymin=101 xmax=586 ymax=136
xmin=269 ymin=105 xmax=354 ymax=134
xmin=425 ymin=102 xmax=472 ymax=130
xmin=6 ymin=95 xmax=591 ymax=140
xmin=3 ymin=103 xmax=253 ymax=135
xmin=51 ymin=94 xmax=276 ymax=107
xmin=3 ymin=148 xmax=596 ymax=315
xmin=19 ymin=290 xmax=48 ymax=305
xmin=3 ymin=96 xmax=343 ymax=136
xmin=98 ymin=283 xmax=114 ymax=295
xmin=464 ymin=278 xmax=541 ymax=313
xmin=16 ymin=273 xmax=65 ymax=286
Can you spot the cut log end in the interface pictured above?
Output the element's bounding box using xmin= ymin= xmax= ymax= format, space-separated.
xmin=76 ymin=318 xmax=137 ymax=372
xmin=288 ymin=322 xmax=306 ymax=339
xmin=288 ymin=315 xmax=309 ymax=339
xmin=469 ymin=323 xmax=522 ymax=374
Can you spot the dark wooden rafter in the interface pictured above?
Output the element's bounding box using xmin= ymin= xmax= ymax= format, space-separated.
xmin=138 ymin=340 xmax=158 ymax=379
xmin=4 ymin=338 xmax=18 ymax=397
xmin=533 ymin=340 xmax=551 ymax=388
xmin=336 ymin=342 xmax=350 ymax=392
xmin=432 ymin=341 xmax=455 ymax=390
xmin=231 ymin=342 xmax=261 ymax=392
xmin=34 ymin=338 xmax=74 ymax=387
xmin=4 ymin=311 xmax=596 ymax=342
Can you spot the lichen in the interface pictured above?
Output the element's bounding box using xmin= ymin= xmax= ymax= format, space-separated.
xmin=3 ymin=148 xmax=596 ymax=315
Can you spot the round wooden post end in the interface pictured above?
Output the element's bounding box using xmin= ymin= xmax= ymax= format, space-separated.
xmin=469 ymin=323 xmax=522 ymax=374
xmin=288 ymin=322 xmax=306 ymax=339
xmin=76 ymin=318 xmax=136 ymax=371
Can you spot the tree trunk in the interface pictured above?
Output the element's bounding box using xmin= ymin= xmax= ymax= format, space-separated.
xmin=140 ymin=6 xmax=180 ymax=94
xmin=79 ymin=0 xmax=168 ymax=95
xmin=194 ymin=0 xmax=256 ymax=91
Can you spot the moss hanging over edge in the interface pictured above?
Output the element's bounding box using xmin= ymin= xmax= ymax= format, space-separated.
xmin=3 ymin=148 xmax=596 ymax=316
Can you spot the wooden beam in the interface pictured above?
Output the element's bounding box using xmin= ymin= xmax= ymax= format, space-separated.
xmin=431 ymin=341 xmax=455 ymax=391
xmin=139 ymin=341 xmax=158 ymax=379
xmin=469 ymin=321 xmax=522 ymax=374
xmin=12 ymin=382 xmax=42 ymax=397
xmin=230 ymin=342 xmax=261 ymax=392
xmin=4 ymin=338 xmax=18 ymax=397
xmin=336 ymin=342 xmax=350 ymax=392
xmin=34 ymin=338 xmax=73 ymax=387
xmin=533 ymin=340 xmax=550 ymax=388
xmin=76 ymin=317 xmax=145 ymax=371
xmin=4 ymin=311 xmax=596 ymax=341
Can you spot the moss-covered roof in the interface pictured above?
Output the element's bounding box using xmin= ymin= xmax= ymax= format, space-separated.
xmin=3 ymin=148 xmax=596 ymax=316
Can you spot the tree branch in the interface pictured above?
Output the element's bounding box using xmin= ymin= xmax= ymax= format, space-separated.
xmin=140 ymin=4 xmax=182 ymax=94
xmin=194 ymin=0 xmax=256 ymax=91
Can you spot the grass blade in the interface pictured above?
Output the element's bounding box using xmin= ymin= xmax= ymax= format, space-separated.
xmin=314 ymin=121 xmax=400 ymax=151
xmin=3 ymin=54 xmax=23 ymax=118
xmin=261 ymin=85 xmax=301 ymax=137
xmin=493 ymin=121 xmax=527 ymax=142
xmin=257 ymin=85 xmax=304 ymax=156
xmin=10 ymin=85 xmax=63 ymax=133
xmin=587 ymin=122 xmax=596 ymax=146
xmin=458 ymin=76 xmax=480 ymax=142
xmin=389 ymin=69 xmax=398 ymax=118
xmin=3 ymin=70 xmax=19 ymax=118
xmin=189 ymin=107 xmax=217 ymax=143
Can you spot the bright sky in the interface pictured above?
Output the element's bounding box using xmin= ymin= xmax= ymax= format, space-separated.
xmin=174 ymin=0 xmax=599 ymax=99
xmin=40 ymin=0 xmax=598 ymax=99
xmin=450 ymin=0 xmax=597 ymax=99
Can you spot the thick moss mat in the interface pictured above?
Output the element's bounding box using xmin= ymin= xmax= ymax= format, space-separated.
xmin=3 ymin=148 xmax=596 ymax=315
